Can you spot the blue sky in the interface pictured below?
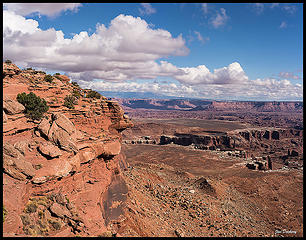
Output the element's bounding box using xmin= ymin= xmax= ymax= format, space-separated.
xmin=3 ymin=3 xmax=303 ymax=101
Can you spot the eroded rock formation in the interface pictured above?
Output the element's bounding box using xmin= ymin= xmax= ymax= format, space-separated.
xmin=3 ymin=62 xmax=133 ymax=237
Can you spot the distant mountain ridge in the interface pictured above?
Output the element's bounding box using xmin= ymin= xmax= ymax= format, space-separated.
xmin=115 ymin=98 xmax=303 ymax=112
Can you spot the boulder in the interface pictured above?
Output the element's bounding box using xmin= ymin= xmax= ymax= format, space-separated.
xmin=3 ymin=97 xmax=25 ymax=115
xmin=38 ymin=118 xmax=51 ymax=138
xmin=49 ymin=202 xmax=72 ymax=218
xmin=92 ymin=140 xmax=121 ymax=159
xmin=14 ymin=141 xmax=28 ymax=155
xmin=38 ymin=142 xmax=62 ymax=158
xmin=3 ymin=142 xmax=36 ymax=180
xmin=48 ymin=129 xmax=78 ymax=153
xmin=38 ymin=113 xmax=78 ymax=153
xmin=51 ymin=113 xmax=76 ymax=136
xmin=32 ymin=153 xmax=80 ymax=184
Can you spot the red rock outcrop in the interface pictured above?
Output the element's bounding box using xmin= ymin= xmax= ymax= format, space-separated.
xmin=3 ymin=62 xmax=133 ymax=237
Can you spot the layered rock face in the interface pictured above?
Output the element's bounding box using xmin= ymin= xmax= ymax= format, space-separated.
xmin=3 ymin=62 xmax=133 ymax=237
xmin=118 ymin=98 xmax=303 ymax=112
xmin=159 ymin=127 xmax=303 ymax=154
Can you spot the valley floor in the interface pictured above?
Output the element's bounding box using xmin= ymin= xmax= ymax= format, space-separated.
xmin=116 ymin=144 xmax=303 ymax=237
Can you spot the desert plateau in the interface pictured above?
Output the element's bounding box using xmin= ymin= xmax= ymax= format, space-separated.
xmin=3 ymin=2 xmax=303 ymax=238
xmin=3 ymin=61 xmax=303 ymax=237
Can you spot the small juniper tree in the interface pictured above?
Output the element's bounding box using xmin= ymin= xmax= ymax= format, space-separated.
xmin=86 ymin=90 xmax=101 ymax=99
xmin=71 ymin=82 xmax=80 ymax=88
xmin=17 ymin=92 xmax=49 ymax=120
xmin=72 ymin=89 xmax=82 ymax=99
xmin=44 ymin=74 xmax=53 ymax=83
xmin=64 ymin=95 xmax=77 ymax=109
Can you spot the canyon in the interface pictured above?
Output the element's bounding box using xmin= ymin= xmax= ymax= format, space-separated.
xmin=3 ymin=62 xmax=303 ymax=237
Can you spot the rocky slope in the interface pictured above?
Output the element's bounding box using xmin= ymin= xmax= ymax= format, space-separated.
xmin=3 ymin=62 xmax=133 ymax=237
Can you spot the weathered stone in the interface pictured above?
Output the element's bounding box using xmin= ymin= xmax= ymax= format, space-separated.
xmin=3 ymin=97 xmax=25 ymax=115
xmin=52 ymin=113 xmax=76 ymax=136
xmin=14 ymin=141 xmax=28 ymax=155
xmin=38 ymin=118 xmax=51 ymax=138
xmin=55 ymin=193 xmax=68 ymax=205
xmin=38 ymin=114 xmax=78 ymax=153
xmin=32 ymin=153 xmax=80 ymax=184
xmin=92 ymin=140 xmax=121 ymax=159
xmin=38 ymin=142 xmax=62 ymax=158
xmin=3 ymin=142 xmax=36 ymax=180
xmin=32 ymin=176 xmax=48 ymax=184
xmin=49 ymin=202 xmax=72 ymax=218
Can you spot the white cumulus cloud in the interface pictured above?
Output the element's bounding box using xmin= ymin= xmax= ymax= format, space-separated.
xmin=2 ymin=8 xmax=302 ymax=101
xmin=3 ymin=11 xmax=188 ymax=80
xmin=174 ymin=62 xmax=248 ymax=85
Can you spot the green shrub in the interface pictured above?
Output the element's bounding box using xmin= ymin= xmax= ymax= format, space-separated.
xmin=86 ymin=90 xmax=101 ymax=99
xmin=20 ymin=214 xmax=31 ymax=225
xmin=48 ymin=219 xmax=61 ymax=230
xmin=26 ymin=67 xmax=34 ymax=71
xmin=64 ymin=95 xmax=77 ymax=109
xmin=71 ymin=82 xmax=80 ymax=88
xmin=54 ymin=73 xmax=60 ymax=75
xmin=72 ymin=89 xmax=82 ymax=99
xmin=5 ymin=59 xmax=12 ymax=64
xmin=44 ymin=74 xmax=53 ymax=83
xmin=24 ymin=201 xmax=38 ymax=213
xmin=17 ymin=92 xmax=49 ymax=121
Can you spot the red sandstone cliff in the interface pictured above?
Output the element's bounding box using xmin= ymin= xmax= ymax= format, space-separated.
xmin=3 ymin=62 xmax=133 ymax=237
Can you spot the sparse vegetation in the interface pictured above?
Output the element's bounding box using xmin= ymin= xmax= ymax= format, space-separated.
xmin=72 ymin=89 xmax=82 ymax=99
xmin=53 ymin=73 xmax=63 ymax=80
xmin=64 ymin=95 xmax=77 ymax=109
xmin=71 ymin=82 xmax=80 ymax=88
xmin=48 ymin=219 xmax=61 ymax=230
xmin=98 ymin=231 xmax=113 ymax=237
xmin=34 ymin=164 xmax=43 ymax=170
xmin=20 ymin=214 xmax=31 ymax=226
xmin=50 ymin=97 xmax=59 ymax=104
xmin=17 ymin=92 xmax=49 ymax=121
xmin=26 ymin=67 xmax=34 ymax=71
xmin=24 ymin=201 xmax=38 ymax=213
xmin=86 ymin=90 xmax=101 ymax=99
xmin=44 ymin=74 xmax=53 ymax=83
xmin=5 ymin=59 xmax=12 ymax=64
